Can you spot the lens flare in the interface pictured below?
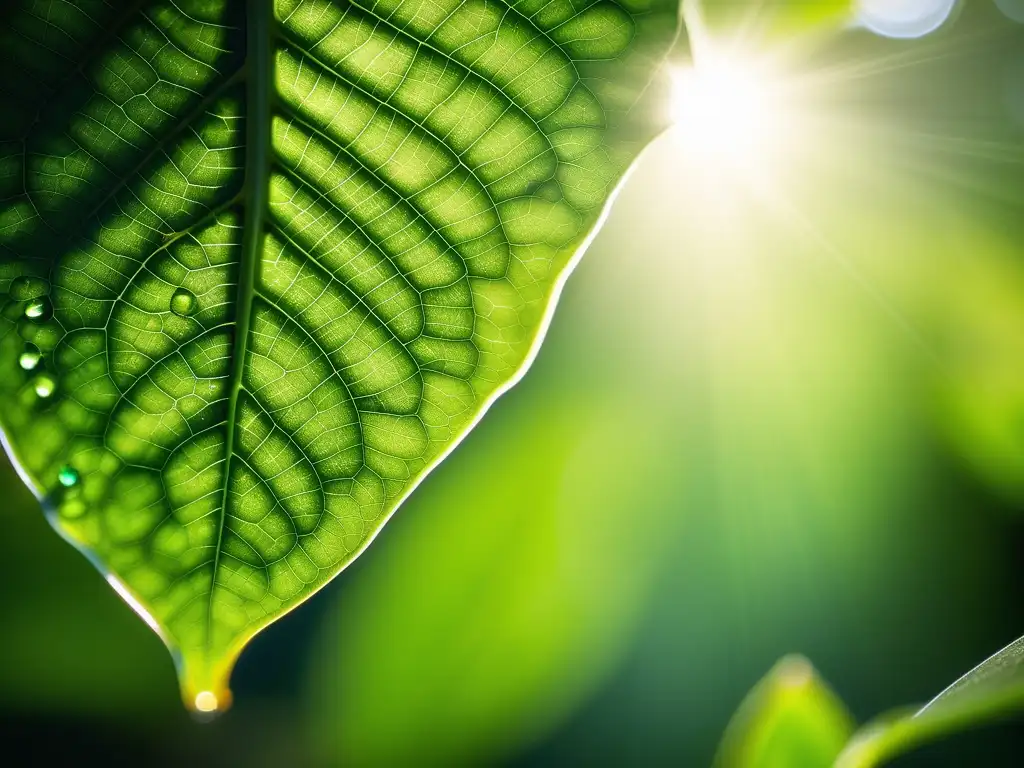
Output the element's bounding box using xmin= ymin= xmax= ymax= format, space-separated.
xmin=858 ymin=0 xmax=958 ymax=39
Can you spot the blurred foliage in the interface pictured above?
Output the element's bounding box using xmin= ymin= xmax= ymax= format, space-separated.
xmin=929 ymin=237 xmax=1024 ymax=508
xmin=696 ymin=0 xmax=855 ymax=42
xmin=306 ymin=364 xmax=683 ymax=765
xmin=721 ymin=633 xmax=1024 ymax=768
xmin=836 ymin=633 xmax=1024 ymax=767
xmin=714 ymin=656 xmax=855 ymax=768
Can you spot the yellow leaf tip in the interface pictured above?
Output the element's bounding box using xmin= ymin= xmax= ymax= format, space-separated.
xmin=185 ymin=686 xmax=233 ymax=721
xmin=774 ymin=654 xmax=816 ymax=689
xmin=195 ymin=690 xmax=220 ymax=712
xmin=178 ymin=653 xmax=236 ymax=718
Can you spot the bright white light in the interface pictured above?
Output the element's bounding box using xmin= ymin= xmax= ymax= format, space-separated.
xmin=858 ymin=0 xmax=958 ymax=39
xmin=669 ymin=53 xmax=793 ymax=171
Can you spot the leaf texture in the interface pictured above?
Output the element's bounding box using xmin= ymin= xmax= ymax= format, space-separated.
xmin=0 ymin=0 xmax=682 ymax=709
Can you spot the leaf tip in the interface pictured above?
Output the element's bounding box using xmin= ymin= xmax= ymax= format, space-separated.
xmin=772 ymin=653 xmax=817 ymax=689
xmin=178 ymin=654 xmax=236 ymax=720
xmin=187 ymin=688 xmax=232 ymax=721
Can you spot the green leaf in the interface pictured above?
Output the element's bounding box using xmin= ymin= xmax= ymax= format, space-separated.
xmin=836 ymin=635 xmax=1024 ymax=767
xmin=0 ymin=0 xmax=683 ymax=710
xmin=714 ymin=656 xmax=856 ymax=768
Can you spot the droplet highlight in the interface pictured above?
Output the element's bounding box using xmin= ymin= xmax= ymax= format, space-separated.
xmin=33 ymin=373 xmax=56 ymax=398
xmin=24 ymin=297 xmax=52 ymax=321
xmin=18 ymin=345 xmax=41 ymax=371
xmin=170 ymin=288 xmax=198 ymax=317
xmin=58 ymin=464 xmax=79 ymax=488
xmin=194 ymin=691 xmax=219 ymax=713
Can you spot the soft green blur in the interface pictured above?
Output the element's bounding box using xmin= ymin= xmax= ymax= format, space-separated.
xmin=698 ymin=0 xmax=855 ymax=41
xmin=3 ymin=1 xmax=1024 ymax=765
xmin=306 ymin=389 xmax=682 ymax=766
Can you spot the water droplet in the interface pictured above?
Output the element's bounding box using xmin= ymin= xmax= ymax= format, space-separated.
xmin=24 ymin=297 xmax=52 ymax=321
xmin=18 ymin=345 xmax=41 ymax=371
xmin=170 ymin=288 xmax=198 ymax=317
xmin=194 ymin=691 xmax=219 ymax=713
xmin=58 ymin=464 xmax=79 ymax=487
xmin=33 ymin=373 xmax=56 ymax=398
xmin=9 ymin=275 xmax=49 ymax=302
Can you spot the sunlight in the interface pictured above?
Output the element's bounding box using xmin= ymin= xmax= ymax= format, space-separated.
xmin=669 ymin=54 xmax=790 ymax=167
xmin=665 ymin=41 xmax=815 ymax=210
xmin=667 ymin=2 xmax=808 ymax=183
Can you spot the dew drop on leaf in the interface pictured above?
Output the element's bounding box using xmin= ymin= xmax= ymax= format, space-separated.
xmin=57 ymin=465 xmax=80 ymax=488
xmin=170 ymin=288 xmax=198 ymax=317
xmin=24 ymin=297 xmax=52 ymax=321
xmin=33 ymin=373 xmax=56 ymax=398
xmin=194 ymin=691 xmax=219 ymax=713
xmin=18 ymin=345 xmax=41 ymax=371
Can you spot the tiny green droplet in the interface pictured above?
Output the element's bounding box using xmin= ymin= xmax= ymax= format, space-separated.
xmin=33 ymin=373 xmax=56 ymax=398
xmin=19 ymin=344 xmax=41 ymax=371
xmin=170 ymin=288 xmax=198 ymax=317
xmin=58 ymin=464 xmax=79 ymax=488
xmin=24 ymin=297 xmax=51 ymax=321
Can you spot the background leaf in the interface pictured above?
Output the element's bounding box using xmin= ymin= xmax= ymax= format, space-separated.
xmin=714 ymin=656 xmax=855 ymax=768
xmin=836 ymin=635 xmax=1024 ymax=767
xmin=694 ymin=0 xmax=855 ymax=42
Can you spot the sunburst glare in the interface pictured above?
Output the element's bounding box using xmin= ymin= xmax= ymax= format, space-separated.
xmin=668 ymin=52 xmax=797 ymax=172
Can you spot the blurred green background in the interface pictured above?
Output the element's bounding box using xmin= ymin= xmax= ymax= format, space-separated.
xmin=3 ymin=1 xmax=1024 ymax=765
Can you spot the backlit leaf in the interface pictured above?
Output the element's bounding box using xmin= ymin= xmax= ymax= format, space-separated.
xmin=0 ymin=0 xmax=684 ymax=710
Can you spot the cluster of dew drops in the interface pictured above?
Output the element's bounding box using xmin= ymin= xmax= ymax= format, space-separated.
xmin=6 ymin=275 xmax=199 ymax=495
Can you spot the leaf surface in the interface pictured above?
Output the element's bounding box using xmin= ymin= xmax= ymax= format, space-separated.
xmin=0 ymin=0 xmax=682 ymax=709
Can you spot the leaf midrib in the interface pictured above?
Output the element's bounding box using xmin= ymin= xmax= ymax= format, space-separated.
xmin=207 ymin=0 xmax=274 ymax=651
